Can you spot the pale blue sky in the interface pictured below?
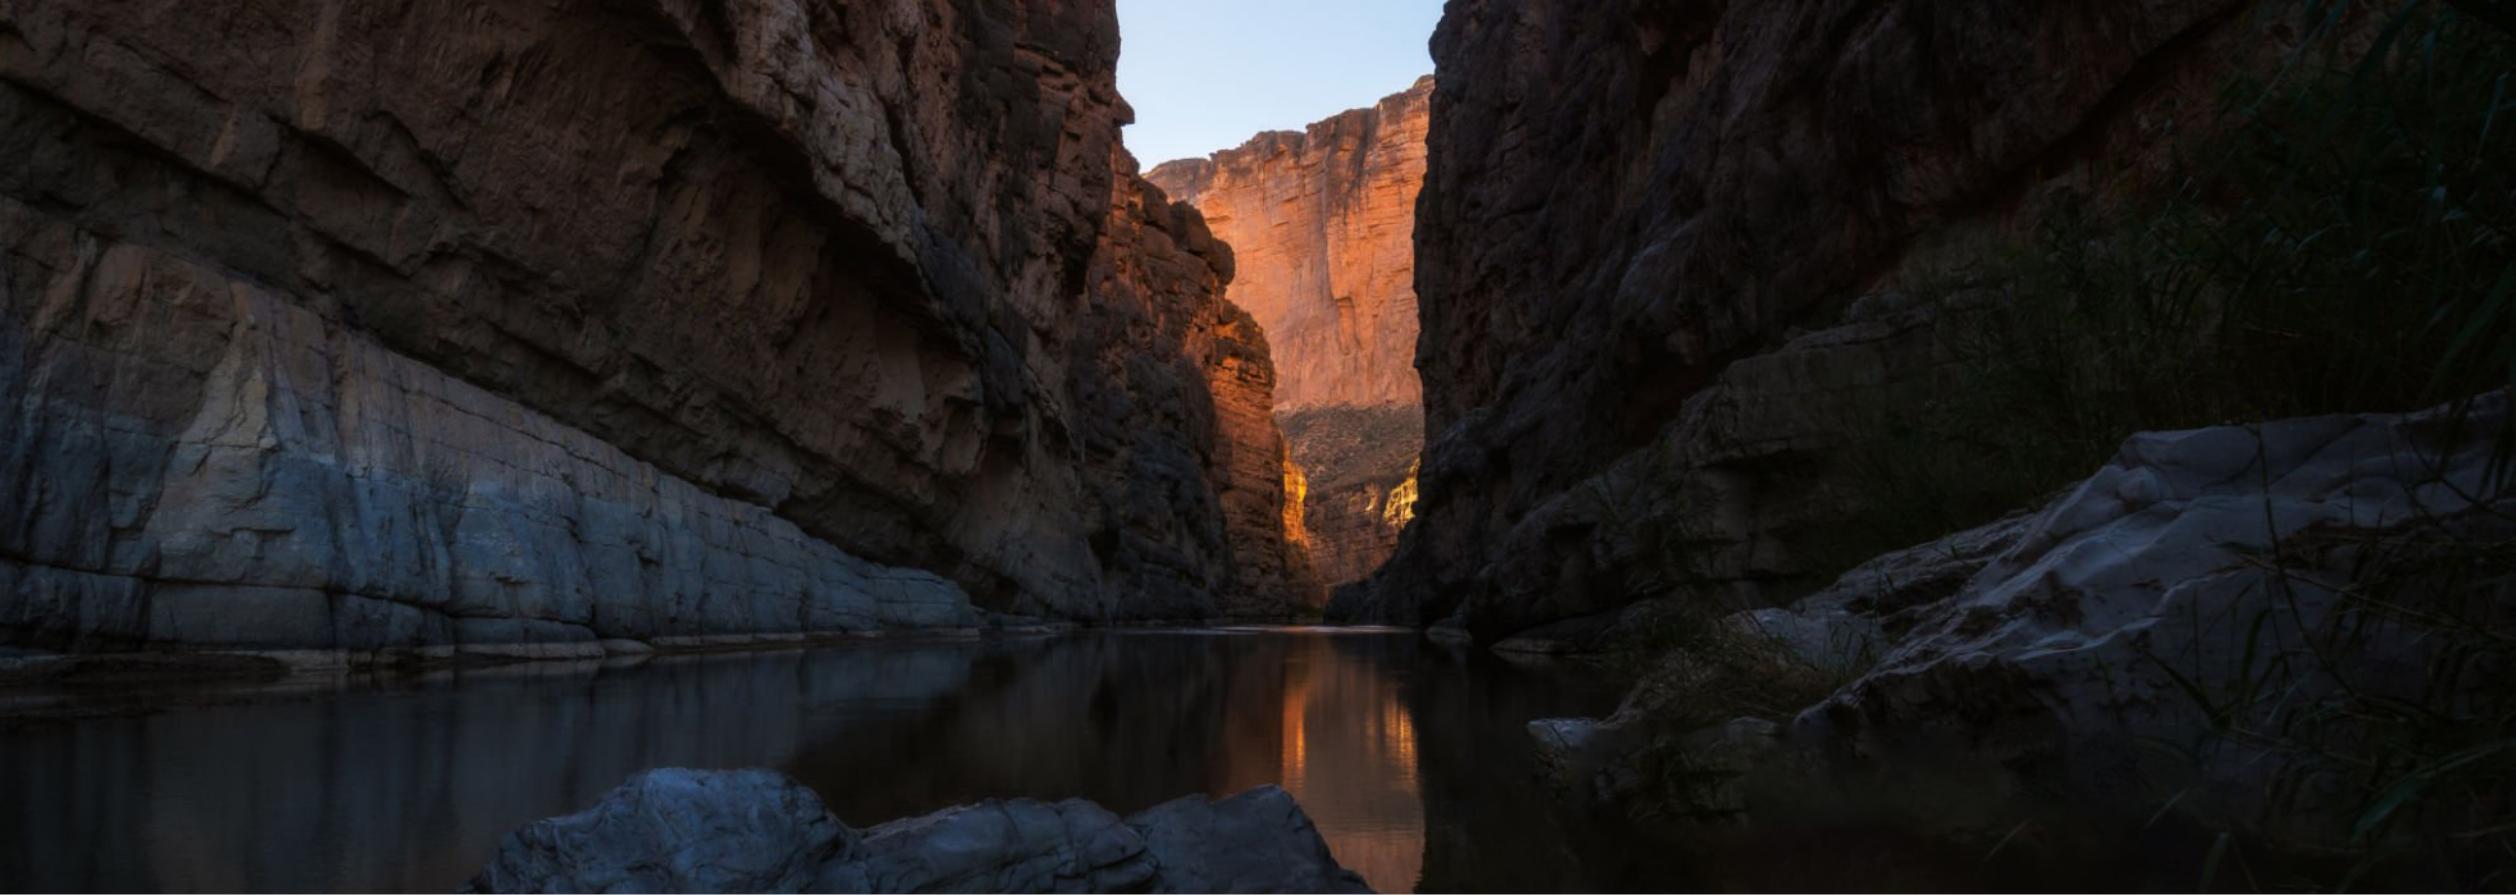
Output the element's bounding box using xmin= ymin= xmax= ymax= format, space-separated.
xmin=1117 ymin=0 xmax=1443 ymax=167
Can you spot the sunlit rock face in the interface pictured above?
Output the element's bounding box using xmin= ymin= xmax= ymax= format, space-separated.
xmin=1149 ymin=77 xmax=1433 ymax=589
xmin=1147 ymin=76 xmax=1432 ymax=415
xmin=1341 ymin=0 xmax=2264 ymax=635
xmin=0 ymin=0 xmax=1313 ymax=648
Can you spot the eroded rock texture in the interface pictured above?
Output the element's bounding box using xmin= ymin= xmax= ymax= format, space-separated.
xmin=1278 ymin=408 xmax=1423 ymax=587
xmin=1340 ymin=0 xmax=2262 ymax=635
xmin=0 ymin=0 xmax=1311 ymax=649
xmin=1149 ymin=77 xmax=1432 ymax=589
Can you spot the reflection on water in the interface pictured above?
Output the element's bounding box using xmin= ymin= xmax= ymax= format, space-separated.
xmin=0 ymin=630 xmax=1624 ymax=893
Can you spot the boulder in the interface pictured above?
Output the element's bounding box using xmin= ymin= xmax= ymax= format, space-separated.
xmin=1127 ymin=787 xmax=1371 ymax=894
xmin=468 ymin=770 xmax=1372 ymax=894
xmin=467 ymin=769 xmax=850 ymax=894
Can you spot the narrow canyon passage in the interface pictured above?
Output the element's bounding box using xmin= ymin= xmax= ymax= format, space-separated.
xmin=4 ymin=0 xmax=2514 ymax=891
xmin=1147 ymin=75 xmax=1436 ymax=597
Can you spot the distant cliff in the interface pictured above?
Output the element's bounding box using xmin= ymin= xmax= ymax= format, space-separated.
xmin=1148 ymin=75 xmax=1431 ymax=414
xmin=1149 ymin=77 xmax=1432 ymax=590
xmin=0 ymin=0 xmax=1313 ymax=652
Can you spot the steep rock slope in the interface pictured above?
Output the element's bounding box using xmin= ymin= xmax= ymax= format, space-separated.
xmin=1149 ymin=77 xmax=1432 ymax=589
xmin=1340 ymin=0 xmax=2260 ymax=634
xmin=0 ymin=0 xmax=1311 ymax=650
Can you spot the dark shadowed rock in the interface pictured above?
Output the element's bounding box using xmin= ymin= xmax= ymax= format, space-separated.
xmin=468 ymin=770 xmax=1371 ymax=894
xmin=1127 ymin=786 xmax=1371 ymax=894
xmin=1548 ymin=393 xmax=2516 ymax=850
xmin=466 ymin=769 xmax=850 ymax=894
xmin=0 ymin=0 xmax=1314 ymax=649
xmin=817 ymin=797 xmax=1156 ymax=894
xmin=1344 ymin=0 xmax=2273 ymax=638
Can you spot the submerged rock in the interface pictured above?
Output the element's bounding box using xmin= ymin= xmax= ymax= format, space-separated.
xmin=467 ymin=769 xmax=1369 ymax=894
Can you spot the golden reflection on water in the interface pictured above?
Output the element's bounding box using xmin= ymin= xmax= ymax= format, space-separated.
xmin=1225 ymin=636 xmax=1427 ymax=893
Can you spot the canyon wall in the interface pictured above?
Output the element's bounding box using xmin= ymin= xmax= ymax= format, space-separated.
xmin=1338 ymin=0 xmax=2262 ymax=636
xmin=0 ymin=0 xmax=1313 ymax=652
xmin=1149 ymin=77 xmax=1432 ymax=590
xmin=1067 ymin=152 xmax=1320 ymax=618
xmin=1146 ymin=75 xmax=1430 ymax=414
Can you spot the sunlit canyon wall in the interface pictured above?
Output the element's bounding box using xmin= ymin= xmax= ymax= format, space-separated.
xmin=1149 ymin=76 xmax=1434 ymax=589
xmin=0 ymin=0 xmax=1318 ymax=650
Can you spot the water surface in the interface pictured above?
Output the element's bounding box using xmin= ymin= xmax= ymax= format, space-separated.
xmin=0 ymin=629 xmax=1629 ymax=893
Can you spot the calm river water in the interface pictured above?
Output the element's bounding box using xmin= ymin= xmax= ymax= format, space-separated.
xmin=0 ymin=628 xmax=1635 ymax=893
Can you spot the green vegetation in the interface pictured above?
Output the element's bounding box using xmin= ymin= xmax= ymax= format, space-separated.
xmin=1606 ymin=3 xmax=2516 ymax=884
xmin=1833 ymin=5 xmax=2516 ymax=884
xmin=2141 ymin=521 xmax=2516 ymax=889
xmin=1835 ymin=0 xmax=2516 ymax=566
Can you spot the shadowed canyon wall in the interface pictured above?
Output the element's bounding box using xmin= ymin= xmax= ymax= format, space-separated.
xmin=1337 ymin=0 xmax=2265 ymax=636
xmin=0 ymin=0 xmax=1313 ymax=651
xmin=1149 ymin=76 xmax=1432 ymax=590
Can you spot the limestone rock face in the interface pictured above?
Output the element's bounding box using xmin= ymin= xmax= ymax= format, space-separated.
xmin=1146 ymin=76 xmax=1431 ymax=415
xmin=1148 ymin=78 xmax=1432 ymax=590
xmin=0 ymin=0 xmax=1314 ymax=645
xmin=1342 ymin=0 xmax=2262 ymax=632
xmin=467 ymin=768 xmax=1371 ymax=894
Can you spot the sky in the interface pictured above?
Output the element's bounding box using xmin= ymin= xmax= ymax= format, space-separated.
xmin=1116 ymin=0 xmax=1444 ymax=167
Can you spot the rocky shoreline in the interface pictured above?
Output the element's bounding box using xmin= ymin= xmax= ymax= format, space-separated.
xmin=1529 ymin=392 xmax=2516 ymax=874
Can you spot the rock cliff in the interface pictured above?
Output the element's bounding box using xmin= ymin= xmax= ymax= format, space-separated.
xmin=1146 ymin=75 xmax=1430 ymax=415
xmin=1069 ymin=152 xmax=1320 ymax=618
xmin=1148 ymin=78 xmax=1432 ymax=590
xmin=0 ymin=0 xmax=1312 ymax=651
xmin=1338 ymin=0 xmax=2266 ymax=634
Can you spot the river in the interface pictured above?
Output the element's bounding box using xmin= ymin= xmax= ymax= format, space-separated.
xmin=0 ymin=628 xmax=1634 ymax=893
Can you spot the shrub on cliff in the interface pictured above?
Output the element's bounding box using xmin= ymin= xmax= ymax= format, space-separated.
xmin=1837 ymin=0 xmax=2516 ymax=565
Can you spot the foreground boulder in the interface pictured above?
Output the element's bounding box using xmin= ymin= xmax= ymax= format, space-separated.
xmin=467 ymin=769 xmax=1370 ymax=894
xmin=1547 ymin=392 xmax=2516 ymax=855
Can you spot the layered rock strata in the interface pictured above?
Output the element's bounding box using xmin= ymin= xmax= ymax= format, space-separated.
xmin=0 ymin=0 xmax=1311 ymax=650
xmin=1149 ymin=78 xmax=1433 ymax=589
xmin=466 ymin=768 xmax=1370 ymax=894
xmin=1338 ymin=0 xmax=2271 ymax=635
xmin=1146 ymin=75 xmax=1431 ymax=415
